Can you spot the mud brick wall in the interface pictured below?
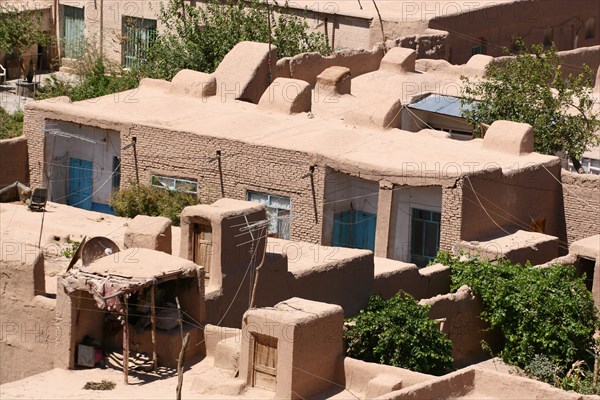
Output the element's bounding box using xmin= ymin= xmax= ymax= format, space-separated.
xmin=561 ymin=170 xmax=600 ymax=245
xmin=122 ymin=125 xmax=326 ymax=243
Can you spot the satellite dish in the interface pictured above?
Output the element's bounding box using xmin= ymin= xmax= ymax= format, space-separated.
xmin=66 ymin=236 xmax=87 ymax=272
xmin=82 ymin=236 xmax=120 ymax=267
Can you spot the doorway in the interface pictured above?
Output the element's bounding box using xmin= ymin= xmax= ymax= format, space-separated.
xmin=68 ymin=158 xmax=93 ymax=210
xmin=332 ymin=210 xmax=377 ymax=251
xmin=193 ymin=223 xmax=213 ymax=279
xmin=251 ymin=333 xmax=277 ymax=391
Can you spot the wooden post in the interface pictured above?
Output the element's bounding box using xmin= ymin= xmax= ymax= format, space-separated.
xmin=150 ymin=285 xmax=157 ymax=372
xmin=175 ymin=296 xmax=183 ymax=342
xmin=249 ymin=227 xmax=268 ymax=309
xmin=123 ymin=295 xmax=129 ymax=385
xmin=176 ymin=332 xmax=191 ymax=400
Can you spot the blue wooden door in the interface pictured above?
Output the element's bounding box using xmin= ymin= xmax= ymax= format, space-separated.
xmin=352 ymin=210 xmax=376 ymax=251
xmin=332 ymin=211 xmax=353 ymax=248
xmin=332 ymin=210 xmax=376 ymax=251
xmin=68 ymin=158 xmax=93 ymax=210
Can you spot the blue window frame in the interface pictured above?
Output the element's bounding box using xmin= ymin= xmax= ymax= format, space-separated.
xmin=410 ymin=208 xmax=441 ymax=267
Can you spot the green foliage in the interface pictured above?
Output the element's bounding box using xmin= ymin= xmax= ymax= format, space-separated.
xmin=0 ymin=4 xmax=51 ymax=57
xmin=0 ymin=108 xmax=24 ymax=139
xmin=460 ymin=39 xmax=600 ymax=163
xmin=344 ymin=293 xmax=454 ymax=376
xmin=559 ymin=360 xmax=597 ymax=395
xmin=440 ymin=252 xmax=599 ymax=372
xmin=524 ymin=354 xmax=558 ymax=385
xmin=33 ymin=1 xmax=328 ymax=99
xmin=139 ymin=0 xmax=331 ymax=79
xmin=111 ymin=184 xmax=199 ymax=226
xmin=61 ymin=239 xmax=81 ymax=258
xmin=36 ymin=57 xmax=140 ymax=101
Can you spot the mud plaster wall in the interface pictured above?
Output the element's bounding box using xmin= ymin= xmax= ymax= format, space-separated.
xmin=337 ymin=357 xmax=433 ymax=396
xmin=276 ymin=46 xmax=385 ymax=86
xmin=557 ymin=46 xmax=600 ymax=87
xmin=275 ymin=30 xmax=448 ymax=87
xmin=275 ymin=6 xmax=373 ymax=50
xmin=207 ymin=249 xmax=373 ymax=328
xmin=375 ymin=263 xmax=450 ymax=301
xmin=419 ymin=286 xmax=498 ymax=368
xmin=0 ymin=136 xmax=29 ymax=188
xmin=431 ymin=0 xmax=600 ymax=65
xmin=0 ymin=254 xmax=57 ymax=384
xmin=459 ymin=164 xmax=566 ymax=246
xmin=561 ymin=170 xmax=600 ymax=246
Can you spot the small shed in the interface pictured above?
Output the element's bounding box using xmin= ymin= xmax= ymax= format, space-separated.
xmin=239 ymin=298 xmax=344 ymax=399
xmin=56 ymin=248 xmax=205 ymax=382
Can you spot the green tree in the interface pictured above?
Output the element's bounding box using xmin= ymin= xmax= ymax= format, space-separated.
xmin=438 ymin=252 xmax=599 ymax=372
xmin=0 ymin=4 xmax=51 ymax=77
xmin=460 ymin=40 xmax=600 ymax=170
xmin=344 ymin=293 xmax=454 ymax=375
xmin=139 ymin=0 xmax=330 ymax=80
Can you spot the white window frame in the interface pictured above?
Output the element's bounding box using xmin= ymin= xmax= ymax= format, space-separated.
xmin=150 ymin=175 xmax=198 ymax=194
xmin=246 ymin=191 xmax=291 ymax=239
xmin=568 ymin=157 xmax=600 ymax=175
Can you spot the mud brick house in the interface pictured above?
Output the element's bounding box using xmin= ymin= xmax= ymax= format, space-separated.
xmin=24 ymin=42 xmax=567 ymax=267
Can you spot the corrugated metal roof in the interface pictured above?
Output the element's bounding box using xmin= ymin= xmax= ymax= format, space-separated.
xmin=408 ymin=95 xmax=474 ymax=118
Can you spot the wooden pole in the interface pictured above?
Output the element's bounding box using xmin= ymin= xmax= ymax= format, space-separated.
xmin=249 ymin=227 xmax=268 ymax=309
xmin=371 ymin=0 xmax=386 ymax=49
xmin=176 ymin=332 xmax=191 ymax=400
xmin=123 ymin=295 xmax=129 ymax=385
xmin=150 ymin=286 xmax=157 ymax=372
xmin=175 ymin=296 xmax=183 ymax=342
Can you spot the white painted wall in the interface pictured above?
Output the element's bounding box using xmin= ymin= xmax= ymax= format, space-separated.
xmin=322 ymin=172 xmax=379 ymax=245
xmin=43 ymin=120 xmax=121 ymax=206
xmin=325 ymin=172 xmax=379 ymax=215
xmin=389 ymin=186 xmax=442 ymax=262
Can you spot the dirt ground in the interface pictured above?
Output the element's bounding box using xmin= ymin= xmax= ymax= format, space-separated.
xmin=0 ymin=357 xmax=277 ymax=400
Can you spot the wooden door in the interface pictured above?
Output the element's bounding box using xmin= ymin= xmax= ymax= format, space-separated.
xmin=193 ymin=223 xmax=212 ymax=279
xmin=251 ymin=333 xmax=277 ymax=391
xmin=332 ymin=210 xmax=376 ymax=251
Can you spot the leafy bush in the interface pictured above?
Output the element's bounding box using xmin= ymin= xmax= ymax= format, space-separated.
xmin=344 ymin=293 xmax=454 ymax=375
xmin=139 ymin=0 xmax=331 ymax=79
xmin=36 ymin=57 xmax=140 ymax=102
xmin=439 ymin=252 xmax=599 ymax=372
xmin=35 ymin=0 xmax=330 ymax=100
xmin=0 ymin=108 xmax=23 ymax=139
xmin=111 ymin=184 xmax=199 ymax=226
